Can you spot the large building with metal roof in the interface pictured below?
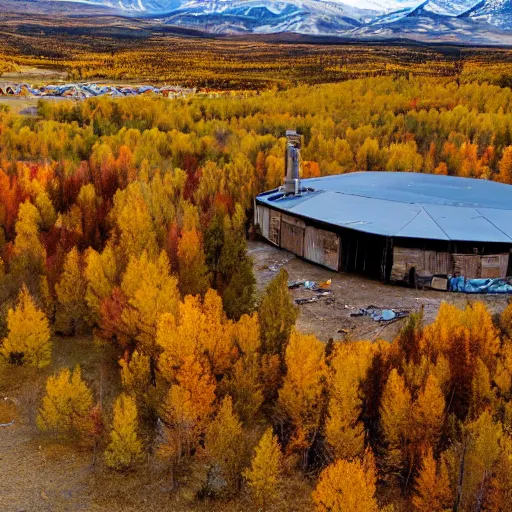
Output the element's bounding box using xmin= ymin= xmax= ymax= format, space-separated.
xmin=254 ymin=132 xmax=512 ymax=286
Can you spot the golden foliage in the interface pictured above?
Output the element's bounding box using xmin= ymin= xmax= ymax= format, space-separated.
xmin=413 ymin=448 xmax=452 ymax=512
xmin=105 ymin=393 xmax=143 ymax=470
xmin=278 ymin=332 xmax=326 ymax=456
xmin=204 ymin=396 xmax=245 ymax=493
xmin=243 ymin=428 xmax=283 ymax=511
xmin=37 ymin=365 xmax=93 ymax=439
xmin=158 ymin=289 xmax=234 ymax=379
xmin=312 ymin=451 xmax=379 ymax=512
xmin=325 ymin=341 xmax=375 ymax=460
xmin=55 ymin=246 xmax=89 ymax=335
xmin=1 ymin=285 xmax=51 ymax=368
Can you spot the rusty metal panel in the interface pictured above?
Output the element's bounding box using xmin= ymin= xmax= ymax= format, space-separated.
xmin=269 ymin=210 xmax=281 ymax=246
xmin=304 ymin=226 xmax=340 ymax=271
xmin=280 ymin=220 xmax=304 ymax=257
xmin=481 ymin=254 xmax=509 ymax=278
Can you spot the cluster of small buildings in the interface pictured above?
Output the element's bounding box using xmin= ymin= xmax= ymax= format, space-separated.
xmin=0 ymin=83 xmax=196 ymax=99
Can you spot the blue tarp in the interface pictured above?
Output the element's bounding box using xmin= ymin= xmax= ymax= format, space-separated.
xmin=449 ymin=277 xmax=512 ymax=294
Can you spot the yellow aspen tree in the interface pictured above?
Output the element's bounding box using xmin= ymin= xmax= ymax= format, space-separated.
xmin=105 ymin=393 xmax=143 ymax=471
xmin=204 ymin=396 xmax=245 ymax=493
xmin=463 ymin=302 xmax=500 ymax=371
xmin=456 ymin=411 xmax=503 ymax=511
xmin=177 ymin=227 xmax=211 ymax=297
xmin=325 ymin=342 xmax=375 ymax=460
xmin=34 ymin=190 xmax=57 ymax=231
xmin=469 ymin=357 xmax=493 ymax=419
xmin=111 ymin=184 xmax=158 ymax=263
xmin=380 ymin=368 xmax=412 ymax=478
xmin=225 ymin=313 xmax=264 ymax=423
xmin=411 ymin=374 xmax=445 ymax=451
xmin=55 ymin=246 xmax=89 ymax=335
xmin=497 ymin=146 xmax=512 ymax=184
xmin=158 ymin=290 xmax=233 ymax=380
xmin=484 ymin=435 xmax=512 ymax=511
xmin=37 ymin=365 xmax=93 ymax=439
xmin=159 ymin=356 xmax=216 ymax=471
xmin=494 ymin=341 xmax=512 ymax=398
xmin=84 ymin=244 xmax=117 ymax=323
xmin=11 ymin=200 xmax=46 ymax=287
xmin=121 ymin=250 xmax=180 ymax=364
xmin=119 ymin=350 xmax=151 ymax=398
xmin=278 ymin=332 xmax=326 ymax=461
xmin=413 ymin=448 xmax=452 ymax=512
xmin=500 ymin=302 xmax=512 ymax=340
xmin=258 ymin=268 xmax=298 ymax=361
xmin=1 ymin=285 xmax=51 ymax=368
xmin=312 ymin=451 xmax=379 ymax=512
xmin=243 ymin=428 xmax=283 ymax=511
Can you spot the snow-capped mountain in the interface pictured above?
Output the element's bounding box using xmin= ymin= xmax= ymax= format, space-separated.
xmin=421 ymin=0 xmax=478 ymax=16
xmin=466 ymin=0 xmax=512 ymax=31
xmin=24 ymin=0 xmax=512 ymax=43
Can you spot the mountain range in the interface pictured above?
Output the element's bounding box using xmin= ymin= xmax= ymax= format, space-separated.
xmin=24 ymin=0 xmax=512 ymax=44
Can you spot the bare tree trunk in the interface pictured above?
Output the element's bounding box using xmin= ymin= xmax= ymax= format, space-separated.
xmin=454 ymin=442 xmax=467 ymax=512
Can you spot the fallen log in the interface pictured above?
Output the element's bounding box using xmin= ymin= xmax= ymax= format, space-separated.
xmin=0 ymin=420 xmax=14 ymax=427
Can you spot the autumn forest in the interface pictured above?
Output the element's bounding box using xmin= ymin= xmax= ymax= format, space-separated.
xmin=3 ymin=33 xmax=512 ymax=511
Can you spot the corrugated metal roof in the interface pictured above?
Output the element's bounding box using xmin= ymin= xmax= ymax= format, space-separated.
xmin=255 ymin=172 xmax=512 ymax=243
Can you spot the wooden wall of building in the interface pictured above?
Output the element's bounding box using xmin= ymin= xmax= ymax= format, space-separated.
xmin=255 ymin=205 xmax=340 ymax=271
xmin=391 ymin=246 xmax=510 ymax=282
xmin=256 ymin=205 xmax=511 ymax=281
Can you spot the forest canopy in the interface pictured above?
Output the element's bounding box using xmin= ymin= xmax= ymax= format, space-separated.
xmin=3 ymin=72 xmax=512 ymax=510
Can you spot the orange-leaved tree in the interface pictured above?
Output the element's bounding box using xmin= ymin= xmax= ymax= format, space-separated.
xmin=312 ymin=450 xmax=379 ymax=512
xmin=413 ymin=447 xmax=452 ymax=512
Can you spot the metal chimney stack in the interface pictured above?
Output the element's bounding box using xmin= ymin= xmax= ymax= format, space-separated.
xmin=284 ymin=130 xmax=301 ymax=195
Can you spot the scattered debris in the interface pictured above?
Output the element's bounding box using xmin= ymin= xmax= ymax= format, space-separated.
xmin=268 ymin=257 xmax=293 ymax=272
xmin=290 ymin=277 xmax=335 ymax=306
xmin=294 ymin=290 xmax=334 ymax=306
xmin=295 ymin=297 xmax=319 ymax=305
xmin=350 ymin=307 xmax=409 ymax=322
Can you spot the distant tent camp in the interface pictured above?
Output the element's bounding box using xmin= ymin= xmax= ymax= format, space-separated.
xmin=0 ymin=82 xmax=198 ymax=99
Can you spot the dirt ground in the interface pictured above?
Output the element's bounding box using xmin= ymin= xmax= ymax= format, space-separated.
xmin=248 ymin=240 xmax=511 ymax=342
